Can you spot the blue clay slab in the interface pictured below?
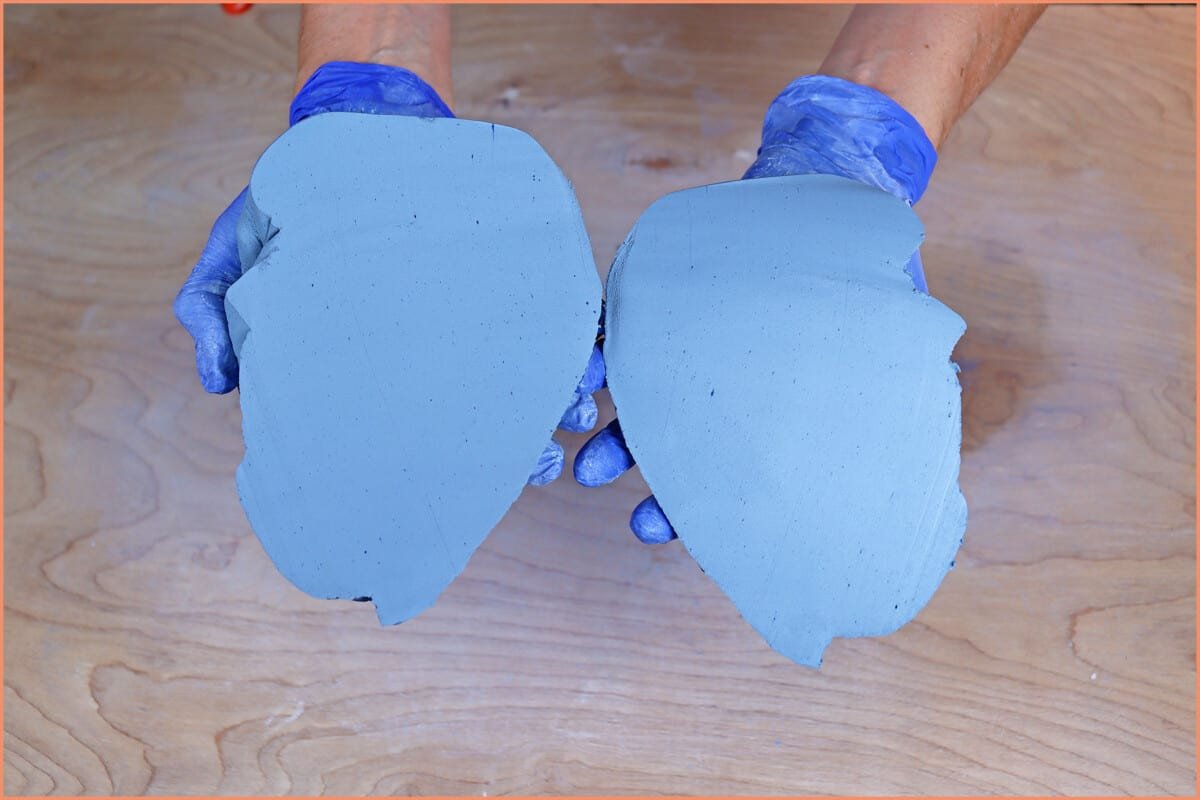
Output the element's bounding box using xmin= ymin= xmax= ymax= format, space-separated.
xmin=604 ymin=175 xmax=967 ymax=667
xmin=225 ymin=113 xmax=599 ymax=624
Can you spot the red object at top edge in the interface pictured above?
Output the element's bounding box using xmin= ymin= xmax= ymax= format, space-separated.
xmin=221 ymin=3 xmax=252 ymax=15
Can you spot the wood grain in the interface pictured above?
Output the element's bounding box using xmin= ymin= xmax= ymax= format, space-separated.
xmin=4 ymin=4 xmax=1194 ymax=794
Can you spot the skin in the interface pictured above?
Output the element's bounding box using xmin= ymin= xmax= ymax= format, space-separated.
xmin=293 ymin=3 xmax=1045 ymax=152
xmin=296 ymin=4 xmax=454 ymax=106
xmin=818 ymin=4 xmax=1046 ymax=150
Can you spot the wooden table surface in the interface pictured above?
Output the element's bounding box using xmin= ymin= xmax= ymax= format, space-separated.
xmin=4 ymin=4 xmax=1195 ymax=795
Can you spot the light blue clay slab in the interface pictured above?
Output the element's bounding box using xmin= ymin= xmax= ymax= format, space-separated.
xmin=226 ymin=113 xmax=599 ymax=624
xmin=604 ymin=175 xmax=967 ymax=667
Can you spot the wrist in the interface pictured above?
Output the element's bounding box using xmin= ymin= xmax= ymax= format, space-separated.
xmin=743 ymin=74 xmax=937 ymax=205
xmin=294 ymin=4 xmax=453 ymax=104
xmin=816 ymin=35 xmax=955 ymax=152
xmin=289 ymin=61 xmax=454 ymax=127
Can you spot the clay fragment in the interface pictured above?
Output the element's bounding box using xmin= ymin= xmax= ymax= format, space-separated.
xmin=227 ymin=113 xmax=599 ymax=624
xmin=603 ymin=175 xmax=967 ymax=666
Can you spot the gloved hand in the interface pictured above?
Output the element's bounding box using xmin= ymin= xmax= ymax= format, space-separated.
xmin=174 ymin=61 xmax=602 ymax=485
xmin=574 ymin=74 xmax=939 ymax=543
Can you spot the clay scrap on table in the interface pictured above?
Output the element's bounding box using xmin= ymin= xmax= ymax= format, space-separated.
xmin=603 ymin=175 xmax=967 ymax=667
xmin=226 ymin=113 xmax=599 ymax=624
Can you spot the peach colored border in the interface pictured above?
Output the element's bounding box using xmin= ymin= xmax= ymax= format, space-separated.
xmin=2 ymin=1 xmax=7 ymax=793
xmin=0 ymin=1 xmax=1195 ymax=798
xmin=0 ymin=0 xmax=1164 ymax=5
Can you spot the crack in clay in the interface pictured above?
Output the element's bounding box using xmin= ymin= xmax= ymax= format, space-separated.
xmin=223 ymin=117 xmax=966 ymax=668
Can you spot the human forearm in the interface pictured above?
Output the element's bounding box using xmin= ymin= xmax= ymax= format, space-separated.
xmin=819 ymin=4 xmax=1044 ymax=149
xmin=295 ymin=4 xmax=454 ymax=106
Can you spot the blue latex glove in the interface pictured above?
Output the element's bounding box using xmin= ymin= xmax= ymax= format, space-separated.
xmin=575 ymin=74 xmax=938 ymax=543
xmin=174 ymin=61 xmax=601 ymax=485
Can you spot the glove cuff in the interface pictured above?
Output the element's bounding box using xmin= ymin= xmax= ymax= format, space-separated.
xmin=289 ymin=61 xmax=455 ymax=126
xmin=743 ymin=75 xmax=936 ymax=204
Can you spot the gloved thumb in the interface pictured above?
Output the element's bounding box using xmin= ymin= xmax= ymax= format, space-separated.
xmin=173 ymin=188 xmax=248 ymax=393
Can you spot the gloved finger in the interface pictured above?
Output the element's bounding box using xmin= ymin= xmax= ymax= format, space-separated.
xmin=527 ymin=439 xmax=564 ymax=486
xmin=558 ymin=390 xmax=598 ymax=433
xmin=173 ymin=188 xmax=249 ymax=393
xmin=630 ymin=495 xmax=677 ymax=544
xmin=578 ymin=343 xmax=606 ymax=394
xmin=573 ymin=418 xmax=635 ymax=487
xmin=556 ymin=343 xmax=607 ymax=433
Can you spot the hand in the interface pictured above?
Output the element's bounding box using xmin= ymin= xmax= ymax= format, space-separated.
xmin=742 ymin=75 xmax=936 ymax=289
xmin=531 ymin=342 xmax=606 ymax=486
xmin=573 ymin=74 xmax=938 ymax=543
xmin=174 ymin=61 xmax=601 ymax=485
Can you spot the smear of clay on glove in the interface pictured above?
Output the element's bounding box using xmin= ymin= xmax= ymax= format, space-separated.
xmin=226 ymin=113 xmax=599 ymax=624
xmin=604 ymin=175 xmax=966 ymax=667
